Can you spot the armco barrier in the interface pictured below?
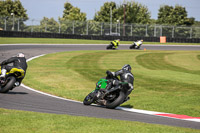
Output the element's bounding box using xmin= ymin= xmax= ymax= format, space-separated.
xmin=0 ymin=30 xmax=199 ymax=43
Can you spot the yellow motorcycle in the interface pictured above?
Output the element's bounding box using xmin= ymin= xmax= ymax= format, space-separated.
xmin=0 ymin=66 xmax=25 ymax=93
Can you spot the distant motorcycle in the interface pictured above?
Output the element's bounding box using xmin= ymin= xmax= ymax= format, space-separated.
xmin=0 ymin=67 xmax=25 ymax=93
xmin=107 ymin=39 xmax=120 ymax=50
xmin=130 ymin=40 xmax=143 ymax=49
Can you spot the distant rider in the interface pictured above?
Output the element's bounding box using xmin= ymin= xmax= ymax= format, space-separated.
xmin=111 ymin=39 xmax=120 ymax=49
xmin=134 ymin=40 xmax=143 ymax=48
xmin=0 ymin=53 xmax=28 ymax=86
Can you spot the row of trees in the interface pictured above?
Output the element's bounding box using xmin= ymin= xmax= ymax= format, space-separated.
xmin=0 ymin=0 xmax=198 ymax=25
xmin=0 ymin=0 xmax=28 ymax=19
xmin=94 ymin=2 xmax=151 ymax=24
xmin=0 ymin=0 xmax=199 ymax=37
xmin=0 ymin=0 xmax=28 ymax=30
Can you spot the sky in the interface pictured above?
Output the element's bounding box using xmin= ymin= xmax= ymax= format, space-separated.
xmin=20 ymin=0 xmax=200 ymax=24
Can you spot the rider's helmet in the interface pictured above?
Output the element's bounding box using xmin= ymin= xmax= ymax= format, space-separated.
xmin=17 ymin=53 xmax=25 ymax=57
xmin=141 ymin=40 xmax=143 ymax=42
xmin=122 ymin=64 xmax=131 ymax=71
xmin=117 ymin=39 xmax=120 ymax=42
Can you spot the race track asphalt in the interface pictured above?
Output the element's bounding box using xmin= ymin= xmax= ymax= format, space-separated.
xmin=0 ymin=44 xmax=200 ymax=129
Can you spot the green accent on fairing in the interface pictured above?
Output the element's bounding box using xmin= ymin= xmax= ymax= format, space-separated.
xmin=95 ymin=78 xmax=108 ymax=90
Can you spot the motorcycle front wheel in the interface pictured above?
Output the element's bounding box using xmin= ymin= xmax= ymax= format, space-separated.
xmin=0 ymin=76 xmax=16 ymax=93
xmin=106 ymin=44 xmax=113 ymax=49
xmin=83 ymin=93 xmax=95 ymax=105
xmin=129 ymin=45 xmax=135 ymax=49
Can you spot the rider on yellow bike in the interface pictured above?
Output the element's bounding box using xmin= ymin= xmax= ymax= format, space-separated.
xmin=111 ymin=39 xmax=120 ymax=49
xmin=0 ymin=53 xmax=28 ymax=86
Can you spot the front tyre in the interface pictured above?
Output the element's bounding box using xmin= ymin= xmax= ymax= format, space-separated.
xmin=105 ymin=91 xmax=125 ymax=109
xmin=83 ymin=93 xmax=95 ymax=105
xmin=106 ymin=44 xmax=113 ymax=49
xmin=0 ymin=76 xmax=16 ymax=93
xmin=129 ymin=45 xmax=135 ymax=49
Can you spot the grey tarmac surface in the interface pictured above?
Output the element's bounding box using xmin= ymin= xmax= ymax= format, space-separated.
xmin=0 ymin=44 xmax=200 ymax=129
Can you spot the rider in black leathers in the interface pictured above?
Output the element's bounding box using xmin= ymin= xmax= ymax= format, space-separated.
xmin=0 ymin=53 xmax=28 ymax=86
xmin=106 ymin=64 xmax=134 ymax=100
xmin=89 ymin=64 xmax=134 ymax=106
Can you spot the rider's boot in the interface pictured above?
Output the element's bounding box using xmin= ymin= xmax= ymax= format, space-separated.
xmin=0 ymin=69 xmax=7 ymax=78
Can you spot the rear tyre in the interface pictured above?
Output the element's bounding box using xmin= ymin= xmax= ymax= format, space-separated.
xmin=105 ymin=91 xmax=125 ymax=109
xmin=0 ymin=76 xmax=16 ymax=93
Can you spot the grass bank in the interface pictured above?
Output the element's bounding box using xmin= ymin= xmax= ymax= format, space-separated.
xmin=0 ymin=37 xmax=199 ymax=45
xmin=23 ymin=50 xmax=200 ymax=117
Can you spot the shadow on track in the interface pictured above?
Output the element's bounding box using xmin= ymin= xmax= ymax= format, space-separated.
xmin=6 ymin=91 xmax=28 ymax=95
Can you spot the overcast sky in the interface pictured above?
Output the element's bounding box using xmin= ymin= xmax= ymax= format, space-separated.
xmin=20 ymin=0 xmax=200 ymax=22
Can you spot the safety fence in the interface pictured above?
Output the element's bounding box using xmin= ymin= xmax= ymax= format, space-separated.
xmin=1 ymin=30 xmax=200 ymax=43
xmin=0 ymin=16 xmax=200 ymax=39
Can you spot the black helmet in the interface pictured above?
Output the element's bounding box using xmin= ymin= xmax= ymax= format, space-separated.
xmin=122 ymin=64 xmax=131 ymax=71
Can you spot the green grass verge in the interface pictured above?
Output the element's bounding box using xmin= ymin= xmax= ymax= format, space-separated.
xmin=1 ymin=108 xmax=200 ymax=133
xmin=0 ymin=37 xmax=199 ymax=45
xmin=23 ymin=50 xmax=200 ymax=117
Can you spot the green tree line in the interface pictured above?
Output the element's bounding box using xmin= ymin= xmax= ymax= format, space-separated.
xmin=0 ymin=0 xmax=199 ymax=37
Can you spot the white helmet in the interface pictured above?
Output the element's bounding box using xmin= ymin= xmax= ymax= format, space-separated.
xmin=17 ymin=53 xmax=25 ymax=57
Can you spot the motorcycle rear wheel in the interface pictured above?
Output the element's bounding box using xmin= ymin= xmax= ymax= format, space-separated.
xmin=0 ymin=76 xmax=16 ymax=93
xmin=105 ymin=91 xmax=125 ymax=109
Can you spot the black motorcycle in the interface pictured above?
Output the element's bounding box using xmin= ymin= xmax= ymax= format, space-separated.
xmin=83 ymin=72 xmax=131 ymax=109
